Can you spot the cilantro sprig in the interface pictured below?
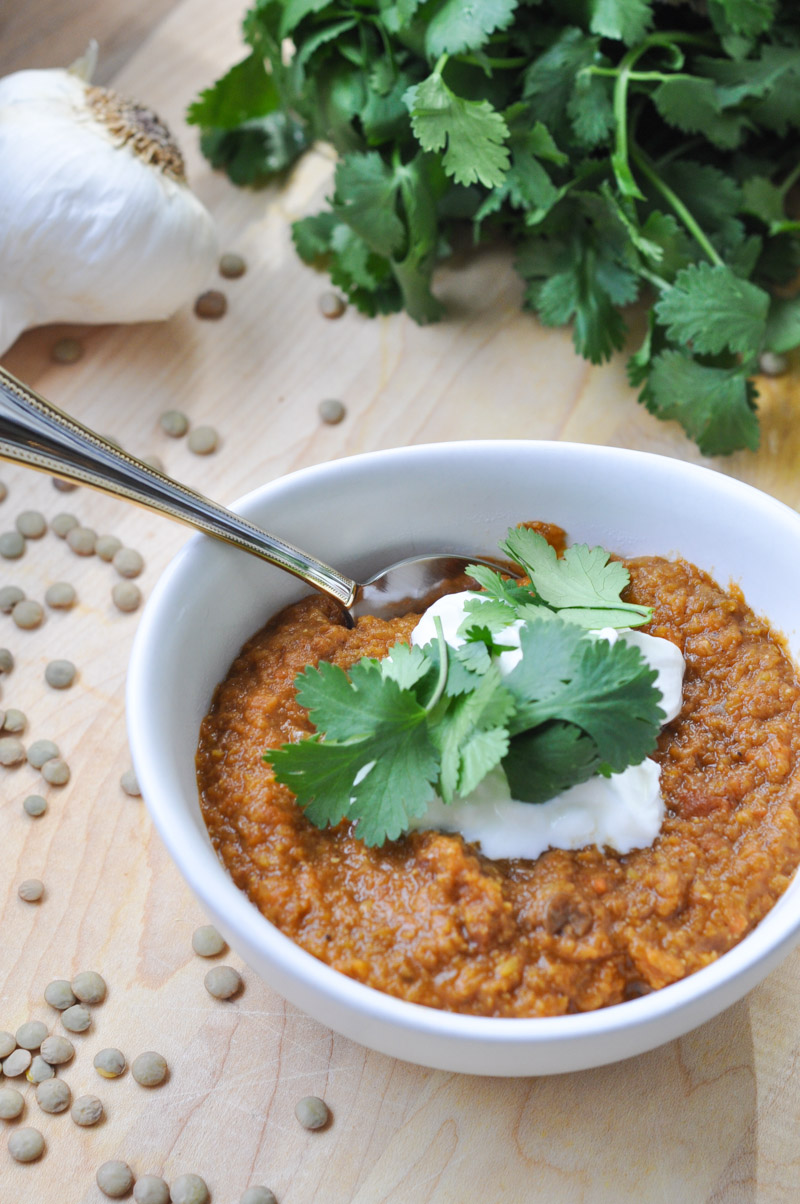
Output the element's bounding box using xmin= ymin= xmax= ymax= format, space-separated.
xmin=263 ymin=529 xmax=664 ymax=846
xmin=189 ymin=0 xmax=800 ymax=456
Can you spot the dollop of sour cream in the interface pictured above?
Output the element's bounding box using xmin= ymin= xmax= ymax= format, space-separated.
xmin=408 ymin=591 xmax=685 ymax=860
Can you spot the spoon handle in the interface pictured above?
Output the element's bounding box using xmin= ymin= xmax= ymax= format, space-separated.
xmin=0 ymin=366 xmax=357 ymax=608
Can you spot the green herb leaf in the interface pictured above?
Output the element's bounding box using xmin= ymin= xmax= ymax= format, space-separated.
xmin=424 ymin=0 xmax=519 ymax=58
xmin=405 ymin=74 xmax=510 ymax=189
xmin=642 ymin=349 xmax=760 ymax=455
xmin=654 ymin=263 xmax=770 ymax=357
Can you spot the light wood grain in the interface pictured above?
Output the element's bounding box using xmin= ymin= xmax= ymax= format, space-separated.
xmin=2 ymin=4 xmax=800 ymax=1202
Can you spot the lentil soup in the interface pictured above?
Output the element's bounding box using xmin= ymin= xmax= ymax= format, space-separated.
xmin=196 ymin=547 xmax=800 ymax=1017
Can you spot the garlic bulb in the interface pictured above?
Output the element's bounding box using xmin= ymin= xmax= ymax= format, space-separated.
xmin=0 ymin=48 xmax=218 ymax=355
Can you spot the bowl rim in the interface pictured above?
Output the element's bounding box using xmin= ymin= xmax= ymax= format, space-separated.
xmin=127 ymin=439 xmax=800 ymax=1049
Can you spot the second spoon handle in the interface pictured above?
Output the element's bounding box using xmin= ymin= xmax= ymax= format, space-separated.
xmin=0 ymin=366 xmax=357 ymax=608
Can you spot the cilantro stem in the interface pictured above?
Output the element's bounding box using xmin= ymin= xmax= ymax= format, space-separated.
xmin=779 ymin=160 xmax=800 ymax=201
xmin=425 ymin=616 xmax=449 ymax=713
xmin=457 ymin=54 xmax=528 ymax=70
xmin=631 ymin=147 xmax=723 ymax=267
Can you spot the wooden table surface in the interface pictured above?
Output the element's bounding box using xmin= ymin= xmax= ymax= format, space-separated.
xmin=3 ymin=5 xmax=800 ymax=1202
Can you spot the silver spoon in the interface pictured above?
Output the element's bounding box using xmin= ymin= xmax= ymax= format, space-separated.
xmin=0 ymin=366 xmax=511 ymax=622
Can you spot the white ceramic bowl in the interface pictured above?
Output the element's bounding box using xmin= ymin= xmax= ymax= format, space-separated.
xmin=127 ymin=441 xmax=800 ymax=1076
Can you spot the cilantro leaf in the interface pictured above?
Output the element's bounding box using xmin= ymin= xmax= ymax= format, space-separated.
xmin=654 ymin=263 xmax=770 ymax=357
xmin=424 ymin=0 xmax=518 ymax=58
xmin=404 ymin=74 xmax=510 ymax=189
xmin=764 ymin=297 xmax=800 ymax=354
xmin=642 ymin=349 xmax=760 ymax=455
xmin=588 ymin=0 xmax=653 ymax=46
xmin=504 ymin=722 xmax=600 ymax=805
xmin=187 ymin=53 xmax=279 ymax=130
xmin=431 ymin=668 xmax=515 ymax=802
xmin=331 ymin=152 xmax=406 ymax=258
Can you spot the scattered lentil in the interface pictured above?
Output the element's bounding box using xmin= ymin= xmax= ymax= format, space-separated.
xmin=52 ymin=513 xmax=79 ymax=538
xmin=194 ymin=289 xmax=227 ymax=319
xmin=294 ymin=1095 xmax=330 ymax=1130
xmin=45 ymin=659 xmax=76 ymax=689
xmin=120 ymin=768 xmax=141 ymax=797
xmin=12 ymin=599 xmax=44 ymax=629
xmin=94 ymin=1047 xmax=126 ymax=1079
xmin=71 ymin=1094 xmax=104 ymax=1126
xmin=159 ymin=410 xmax=189 ymax=438
xmin=8 ymin=1126 xmax=44 ymax=1163
xmin=40 ymin=1035 xmax=74 ymax=1065
xmin=15 ymin=1020 xmax=48 ymax=1050
xmin=0 ymin=480 xmax=5 ymax=501
xmin=26 ymin=1055 xmax=55 ymax=1084
xmin=192 ymin=925 xmax=226 ymax=958
xmin=3 ymin=707 xmax=26 ymax=732
xmin=0 ymin=530 xmax=25 ymax=559
xmin=96 ymin=534 xmax=123 ymax=561
xmin=51 ymin=336 xmax=83 ymax=364
xmin=113 ymin=547 xmax=144 ymax=578
xmin=240 ymin=1189 xmax=278 ymax=1204
xmin=131 ymin=1051 xmax=168 ymax=1087
xmin=759 ymin=350 xmax=789 ymax=376
xmin=219 ymin=251 xmax=246 ymax=279
xmin=15 ymin=510 xmax=46 ymax=539
xmin=0 ymin=647 xmax=12 ymax=671
xmin=203 ymin=965 xmax=242 ymax=1000
xmin=45 ymin=581 xmax=77 ymax=609
xmin=0 ymin=709 xmax=5 ymax=729
xmin=36 ymin=1077 xmax=71 ymax=1114
xmin=66 ymin=525 xmax=96 ymax=555
xmin=134 ymin=1176 xmax=170 ymax=1204
xmin=0 ymin=1086 xmax=24 ymax=1119
xmin=41 ymin=757 xmax=70 ymax=786
xmin=0 ymin=1032 xmax=15 ymax=1058
xmin=170 ymin=1173 xmax=210 ymax=1204
xmin=0 ymin=736 xmax=25 ymax=765
xmin=61 ymin=1004 xmax=91 ymax=1033
xmin=27 ymin=740 xmax=59 ymax=769
xmin=18 ymin=879 xmax=43 ymax=903
xmin=2 ymin=1048 xmax=32 ymax=1077
xmin=97 ymin=1160 xmax=135 ymax=1198
xmin=318 ymin=291 xmax=346 ymax=319
xmin=44 ymin=980 xmax=76 ymax=1011
xmin=0 ymin=586 xmax=23 ymax=613
xmin=72 ymin=970 xmax=106 ymax=1004
xmin=318 ymin=398 xmax=346 ymax=425
xmin=187 ymin=425 xmax=218 ymax=455
xmin=112 ymin=582 xmax=142 ymax=613
xmin=52 ymin=477 xmax=79 ymax=492
xmin=23 ymin=794 xmax=47 ymax=817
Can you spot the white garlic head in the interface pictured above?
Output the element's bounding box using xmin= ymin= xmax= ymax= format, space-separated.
xmin=0 ymin=60 xmax=218 ymax=355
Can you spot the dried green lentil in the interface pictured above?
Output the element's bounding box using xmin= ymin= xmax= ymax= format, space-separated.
xmin=72 ymin=970 xmax=106 ymax=1004
xmin=194 ymin=289 xmax=227 ymax=319
xmin=26 ymin=1055 xmax=55 ymax=1084
xmin=240 ymin=1189 xmax=278 ymax=1204
xmin=40 ymin=1035 xmax=74 ymax=1065
xmin=45 ymin=581 xmax=77 ymax=609
xmin=27 ymin=740 xmax=59 ymax=769
xmin=12 ymin=599 xmax=44 ymax=629
xmin=3 ymin=707 xmax=26 ymax=733
xmin=15 ymin=1020 xmax=47 ymax=1050
xmin=0 ymin=1086 xmax=24 ymax=1119
xmin=51 ymin=336 xmax=83 ymax=364
xmin=159 ymin=409 xmax=189 ymax=438
xmin=294 ymin=1095 xmax=330 ymax=1130
xmin=18 ymin=879 xmax=43 ymax=903
xmin=52 ymin=513 xmax=79 ymax=538
xmin=94 ymin=1047 xmax=126 ymax=1078
xmin=0 ymin=736 xmax=26 ymax=765
xmin=0 ymin=481 xmax=6 ymax=501
xmin=0 ymin=646 xmax=13 ymax=671
xmin=131 ymin=1050 xmax=167 ymax=1087
xmin=8 ymin=1126 xmax=44 ymax=1163
xmin=96 ymin=534 xmax=123 ymax=561
xmin=112 ymin=582 xmax=142 ymax=612
xmin=120 ymin=768 xmax=141 ymax=797
xmin=0 ymin=586 xmax=23 ymax=613
xmin=113 ymin=546 xmax=144 ymax=578
xmin=318 ymin=291 xmax=346 ymax=319
xmin=36 ymin=1077 xmax=71 ymax=1114
xmin=66 ymin=525 xmax=96 ymax=555
xmin=0 ymin=1032 xmax=15 ymax=1058
xmin=170 ymin=1173 xmax=210 ymax=1204
xmin=97 ymin=1160 xmax=135 ymax=1198
xmin=53 ymin=477 xmax=79 ymax=492
xmin=134 ymin=1176 xmax=170 ymax=1204
xmin=45 ymin=659 xmax=76 ymax=689
xmin=318 ymin=398 xmax=346 ymax=425
xmin=41 ymin=757 xmax=70 ymax=786
xmin=61 ymin=1004 xmax=90 ymax=1033
xmin=0 ymin=530 xmax=25 ymax=559
xmin=219 ymin=251 xmax=246 ymax=278
xmin=3 ymin=1048 xmax=32 ymax=1077
xmin=44 ymin=980 xmax=76 ymax=1011
xmin=71 ymin=1094 xmax=104 ymax=1126
xmin=204 ymin=965 xmax=242 ymax=999
xmin=23 ymin=794 xmax=47 ymax=817
xmin=15 ymin=510 xmax=46 ymax=539
xmin=187 ymin=425 xmax=218 ymax=455
xmin=192 ymin=925 xmax=226 ymax=957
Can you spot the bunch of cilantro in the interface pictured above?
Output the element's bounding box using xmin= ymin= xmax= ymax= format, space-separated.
xmin=189 ymin=0 xmax=800 ymax=455
xmin=262 ymin=528 xmax=666 ymax=848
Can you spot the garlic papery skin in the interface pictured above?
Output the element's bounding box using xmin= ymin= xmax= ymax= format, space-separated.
xmin=0 ymin=65 xmax=218 ymax=355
